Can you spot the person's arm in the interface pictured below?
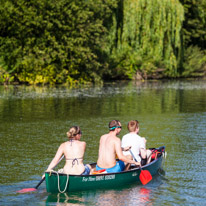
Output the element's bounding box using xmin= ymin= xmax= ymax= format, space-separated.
xmin=121 ymin=146 xmax=131 ymax=151
xmin=82 ymin=141 xmax=86 ymax=153
xmin=81 ymin=141 xmax=86 ymax=158
xmin=115 ymin=139 xmax=140 ymax=166
xmin=140 ymin=148 xmax=147 ymax=159
xmin=46 ymin=143 xmax=64 ymax=171
xmin=140 ymin=137 xmax=147 ymax=158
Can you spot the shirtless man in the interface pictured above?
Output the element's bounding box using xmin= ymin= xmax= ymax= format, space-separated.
xmin=96 ymin=120 xmax=140 ymax=173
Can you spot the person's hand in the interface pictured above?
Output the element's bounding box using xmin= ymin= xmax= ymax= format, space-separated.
xmin=134 ymin=161 xmax=141 ymax=167
xmin=123 ymin=146 xmax=132 ymax=151
xmin=42 ymin=174 xmax=45 ymax=179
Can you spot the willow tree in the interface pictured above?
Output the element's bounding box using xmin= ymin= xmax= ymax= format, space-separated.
xmin=106 ymin=0 xmax=184 ymax=79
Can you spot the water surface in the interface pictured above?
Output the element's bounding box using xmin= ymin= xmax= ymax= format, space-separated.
xmin=0 ymin=80 xmax=205 ymax=205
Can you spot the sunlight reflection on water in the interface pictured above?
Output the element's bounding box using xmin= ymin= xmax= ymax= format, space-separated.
xmin=1 ymin=80 xmax=206 ymax=100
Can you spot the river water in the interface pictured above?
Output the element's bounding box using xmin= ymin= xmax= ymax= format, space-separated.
xmin=0 ymin=80 xmax=205 ymax=205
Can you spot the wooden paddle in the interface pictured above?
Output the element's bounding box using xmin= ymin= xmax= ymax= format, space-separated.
xmin=17 ymin=155 xmax=64 ymax=193
xmin=129 ymin=150 xmax=152 ymax=185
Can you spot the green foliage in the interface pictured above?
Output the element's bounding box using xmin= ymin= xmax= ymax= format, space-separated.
xmin=0 ymin=57 xmax=14 ymax=84
xmin=179 ymin=0 xmax=206 ymax=49
xmin=106 ymin=0 xmax=184 ymax=79
xmin=178 ymin=0 xmax=206 ymax=77
xmin=0 ymin=67 xmax=14 ymax=84
xmin=0 ymin=0 xmax=205 ymax=85
xmin=0 ymin=0 xmax=117 ymax=84
xmin=182 ymin=46 xmax=206 ymax=77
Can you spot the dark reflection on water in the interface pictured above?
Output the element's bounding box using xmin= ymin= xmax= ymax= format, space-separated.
xmin=0 ymin=80 xmax=206 ymax=205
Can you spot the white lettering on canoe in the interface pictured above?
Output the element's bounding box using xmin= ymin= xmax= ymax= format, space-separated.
xmin=82 ymin=175 xmax=116 ymax=182
xmin=96 ymin=176 xmax=104 ymax=181
xmin=82 ymin=177 xmax=88 ymax=182
xmin=105 ymin=175 xmax=115 ymax=180
xmin=132 ymin=172 xmax=138 ymax=176
xmin=88 ymin=177 xmax=96 ymax=181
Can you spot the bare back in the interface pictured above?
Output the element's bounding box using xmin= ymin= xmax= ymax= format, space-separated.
xmin=97 ymin=133 xmax=121 ymax=168
xmin=63 ymin=140 xmax=86 ymax=174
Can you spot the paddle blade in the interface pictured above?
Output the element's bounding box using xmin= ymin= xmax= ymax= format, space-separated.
xmin=139 ymin=170 xmax=152 ymax=185
xmin=16 ymin=188 xmax=37 ymax=193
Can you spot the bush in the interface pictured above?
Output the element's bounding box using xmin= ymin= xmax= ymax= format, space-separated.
xmin=182 ymin=46 xmax=206 ymax=77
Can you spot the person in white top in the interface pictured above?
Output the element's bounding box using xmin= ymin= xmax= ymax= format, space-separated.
xmin=122 ymin=120 xmax=152 ymax=166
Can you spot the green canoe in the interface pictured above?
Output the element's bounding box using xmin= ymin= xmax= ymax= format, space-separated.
xmin=45 ymin=146 xmax=166 ymax=193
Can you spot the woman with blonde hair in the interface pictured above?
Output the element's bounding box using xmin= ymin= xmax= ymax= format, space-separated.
xmin=45 ymin=126 xmax=91 ymax=175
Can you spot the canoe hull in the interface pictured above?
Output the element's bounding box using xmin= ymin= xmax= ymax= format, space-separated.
xmin=45 ymin=146 xmax=165 ymax=193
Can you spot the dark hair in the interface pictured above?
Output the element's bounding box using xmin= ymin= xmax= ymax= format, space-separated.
xmin=127 ymin=120 xmax=139 ymax=132
xmin=109 ymin=120 xmax=120 ymax=131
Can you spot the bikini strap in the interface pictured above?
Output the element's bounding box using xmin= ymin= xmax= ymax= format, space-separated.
xmin=71 ymin=158 xmax=78 ymax=167
xmin=69 ymin=139 xmax=74 ymax=146
xmin=66 ymin=157 xmax=83 ymax=167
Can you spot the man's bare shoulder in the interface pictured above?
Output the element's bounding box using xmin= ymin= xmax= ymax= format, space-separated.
xmin=101 ymin=133 xmax=108 ymax=138
xmin=113 ymin=136 xmax=121 ymax=143
xmin=100 ymin=133 xmax=109 ymax=140
xmin=108 ymin=134 xmax=121 ymax=144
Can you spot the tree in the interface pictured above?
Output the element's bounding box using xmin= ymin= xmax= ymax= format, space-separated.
xmin=179 ymin=0 xmax=206 ymax=49
xmin=0 ymin=0 xmax=117 ymax=84
xmin=105 ymin=0 xmax=184 ymax=79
